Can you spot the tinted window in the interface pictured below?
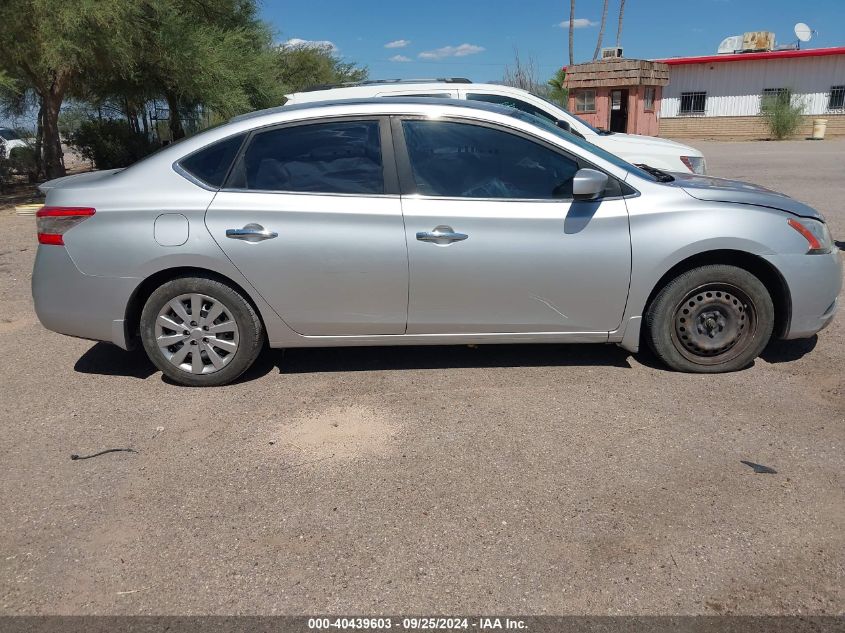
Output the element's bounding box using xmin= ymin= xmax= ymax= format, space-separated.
xmin=235 ymin=121 xmax=383 ymax=194
xmin=402 ymin=120 xmax=580 ymax=199
xmin=0 ymin=128 xmax=20 ymax=141
xmin=506 ymin=109 xmax=658 ymax=182
xmin=467 ymin=93 xmax=557 ymax=122
xmin=179 ymin=134 xmax=245 ymax=187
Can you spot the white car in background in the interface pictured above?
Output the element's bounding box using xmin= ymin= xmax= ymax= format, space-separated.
xmin=0 ymin=127 xmax=28 ymax=154
xmin=285 ymin=79 xmax=706 ymax=175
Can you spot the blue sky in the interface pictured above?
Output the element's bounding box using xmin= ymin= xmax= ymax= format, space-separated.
xmin=265 ymin=0 xmax=845 ymax=82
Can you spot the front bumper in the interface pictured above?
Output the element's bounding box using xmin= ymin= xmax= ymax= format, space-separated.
xmin=765 ymin=249 xmax=842 ymax=339
xmin=32 ymin=246 xmax=140 ymax=349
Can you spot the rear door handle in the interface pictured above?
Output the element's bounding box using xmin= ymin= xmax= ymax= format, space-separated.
xmin=416 ymin=225 xmax=469 ymax=245
xmin=225 ymin=223 xmax=278 ymax=242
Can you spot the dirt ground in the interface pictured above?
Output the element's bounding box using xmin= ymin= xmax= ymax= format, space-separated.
xmin=0 ymin=139 xmax=842 ymax=616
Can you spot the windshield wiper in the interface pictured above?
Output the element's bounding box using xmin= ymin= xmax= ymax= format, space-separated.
xmin=635 ymin=163 xmax=675 ymax=183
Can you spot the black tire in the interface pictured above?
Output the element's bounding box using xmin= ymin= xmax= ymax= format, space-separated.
xmin=140 ymin=275 xmax=264 ymax=387
xmin=645 ymin=265 xmax=774 ymax=373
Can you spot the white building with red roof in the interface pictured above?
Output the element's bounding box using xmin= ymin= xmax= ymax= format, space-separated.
xmin=656 ymin=46 xmax=845 ymax=139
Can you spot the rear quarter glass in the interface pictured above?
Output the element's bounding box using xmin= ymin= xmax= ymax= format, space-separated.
xmin=177 ymin=133 xmax=247 ymax=188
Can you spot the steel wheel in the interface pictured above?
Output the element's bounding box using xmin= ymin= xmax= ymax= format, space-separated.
xmin=154 ymin=293 xmax=240 ymax=375
xmin=671 ymin=283 xmax=758 ymax=366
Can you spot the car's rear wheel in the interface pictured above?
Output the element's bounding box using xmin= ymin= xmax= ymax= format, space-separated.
xmin=140 ymin=276 xmax=264 ymax=387
xmin=645 ymin=265 xmax=774 ymax=373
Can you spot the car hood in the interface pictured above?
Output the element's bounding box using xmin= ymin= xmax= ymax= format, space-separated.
xmin=38 ymin=168 xmax=124 ymax=193
xmin=671 ymin=172 xmax=824 ymax=221
xmin=601 ymin=132 xmax=701 ymax=156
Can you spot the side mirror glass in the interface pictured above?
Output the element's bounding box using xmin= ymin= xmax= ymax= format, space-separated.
xmin=572 ymin=168 xmax=608 ymax=201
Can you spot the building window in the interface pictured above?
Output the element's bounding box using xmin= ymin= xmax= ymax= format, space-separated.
xmin=762 ymin=88 xmax=791 ymax=105
xmin=679 ymin=92 xmax=706 ymax=116
xmin=829 ymin=86 xmax=845 ymax=112
xmin=643 ymin=87 xmax=656 ymax=112
xmin=574 ymin=90 xmax=596 ymax=113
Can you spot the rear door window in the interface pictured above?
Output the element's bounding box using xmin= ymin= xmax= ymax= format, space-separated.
xmin=401 ymin=119 xmax=581 ymax=199
xmin=231 ymin=120 xmax=384 ymax=194
xmin=178 ymin=133 xmax=246 ymax=188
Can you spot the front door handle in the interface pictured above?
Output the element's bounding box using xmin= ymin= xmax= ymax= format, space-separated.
xmin=225 ymin=223 xmax=278 ymax=242
xmin=416 ymin=225 xmax=469 ymax=245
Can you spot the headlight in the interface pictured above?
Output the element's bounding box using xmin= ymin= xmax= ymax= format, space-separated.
xmin=680 ymin=155 xmax=706 ymax=174
xmin=787 ymin=218 xmax=834 ymax=254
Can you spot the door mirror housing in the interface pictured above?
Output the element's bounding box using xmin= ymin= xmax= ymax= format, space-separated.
xmin=572 ymin=168 xmax=608 ymax=201
xmin=556 ymin=119 xmax=585 ymax=139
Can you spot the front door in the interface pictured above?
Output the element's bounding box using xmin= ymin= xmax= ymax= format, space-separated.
xmin=609 ymin=89 xmax=629 ymax=133
xmin=205 ymin=118 xmax=408 ymax=336
xmin=395 ymin=118 xmax=631 ymax=334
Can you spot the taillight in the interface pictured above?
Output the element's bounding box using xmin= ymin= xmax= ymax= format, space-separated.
xmin=36 ymin=207 xmax=95 ymax=245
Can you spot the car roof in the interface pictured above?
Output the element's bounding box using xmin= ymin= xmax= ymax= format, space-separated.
xmin=285 ymin=81 xmax=531 ymax=102
xmin=230 ymin=96 xmax=514 ymax=123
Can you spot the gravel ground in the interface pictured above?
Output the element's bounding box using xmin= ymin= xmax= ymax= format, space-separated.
xmin=0 ymin=140 xmax=842 ymax=616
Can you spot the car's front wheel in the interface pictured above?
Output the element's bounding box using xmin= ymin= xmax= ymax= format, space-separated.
xmin=140 ymin=275 xmax=264 ymax=387
xmin=645 ymin=264 xmax=774 ymax=373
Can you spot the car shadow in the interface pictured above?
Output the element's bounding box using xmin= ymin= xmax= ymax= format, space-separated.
xmin=74 ymin=341 xmax=634 ymax=383
xmin=74 ymin=342 xmax=157 ymax=379
xmin=270 ymin=343 xmax=632 ymax=374
xmin=761 ymin=336 xmax=818 ymax=363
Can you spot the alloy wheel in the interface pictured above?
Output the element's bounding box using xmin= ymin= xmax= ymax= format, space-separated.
xmin=154 ymin=293 xmax=240 ymax=375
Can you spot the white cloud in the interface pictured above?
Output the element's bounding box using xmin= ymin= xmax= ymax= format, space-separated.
xmin=281 ymin=38 xmax=338 ymax=52
xmin=389 ymin=54 xmax=412 ymax=62
xmin=385 ymin=39 xmax=411 ymax=49
xmin=557 ymin=18 xmax=598 ymax=28
xmin=418 ymin=43 xmax=485 ymax=60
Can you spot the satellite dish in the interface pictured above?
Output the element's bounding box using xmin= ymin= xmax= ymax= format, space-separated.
xmin=794 ymin=23 xmax=813 ymax=42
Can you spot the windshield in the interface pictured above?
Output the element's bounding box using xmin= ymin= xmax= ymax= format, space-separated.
xmin=0 ymin=128 xmax=21 ymax=141
xmin=529 ymin=93 xmax=608 ymax=135
xmin=508 ymin=110 xmax=657 ymax=181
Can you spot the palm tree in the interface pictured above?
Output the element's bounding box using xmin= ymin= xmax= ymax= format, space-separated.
xmin=592 ymin=0 xmax=610 ymax=60
xmin=616 ymin=0 xmax=627 ymax=47
xmin=547 ymin=68 xmax=567 ymax=107
xmin=568 ymin=0 xmax=575 ymax=66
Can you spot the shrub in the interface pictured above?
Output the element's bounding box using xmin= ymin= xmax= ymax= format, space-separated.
xmin=69 ymin=119 xmax=158 ymax=169
xmin=8 ymin=145 xmax=38 ymax=182
xmin=761 ymin=90 xmax=805 ymax=140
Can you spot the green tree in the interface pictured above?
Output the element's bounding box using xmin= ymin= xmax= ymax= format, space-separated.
xmin=84 ymin=0 xmax=284 ymax=142
xmin=0 ymin=71 xmax=15 ymax=92
xmin=0 ymin=1 xmax=138 ymax=178
xmin=547 ymin=68 xmax=568 ymax=107
xmin=276 ymin=42 xmax=367 ymax=95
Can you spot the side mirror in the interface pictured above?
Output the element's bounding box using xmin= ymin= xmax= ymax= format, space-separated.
xmin=572 ymin=168 xmax=608 ymax=201
xmin=556 ymin=120 xmax=572 ymax=132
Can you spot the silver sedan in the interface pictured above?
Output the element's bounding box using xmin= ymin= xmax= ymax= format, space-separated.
xmin=32 ymin=98 xmax=841 ymax=386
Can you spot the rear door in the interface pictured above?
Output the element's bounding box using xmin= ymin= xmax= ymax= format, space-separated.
xmin=394 ymin=117 xmax=632 ymax=334
xmin=204 ymin=117 xmax=409 ymax=336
